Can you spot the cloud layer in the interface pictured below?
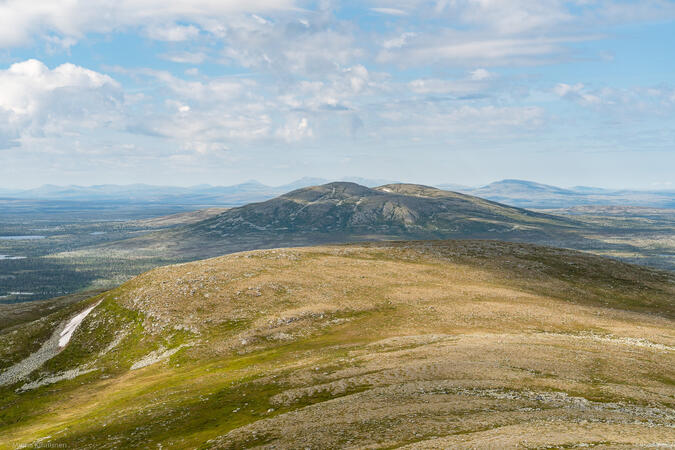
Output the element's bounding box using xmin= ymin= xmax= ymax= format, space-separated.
xmin=0 ymin=0 xmax=673 ymax=188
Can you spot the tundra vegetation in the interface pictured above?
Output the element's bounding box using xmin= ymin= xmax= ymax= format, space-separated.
xmin=0 ymin=240 xmax=673 ymax=448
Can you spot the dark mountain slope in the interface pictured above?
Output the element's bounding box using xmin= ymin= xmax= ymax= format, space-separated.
xmin=186 ymin=182 xmax=578 ymax=237
xmin=99 ymin=182 xmax=584 ymax=259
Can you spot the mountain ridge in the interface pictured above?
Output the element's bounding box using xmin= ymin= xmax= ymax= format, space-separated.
xmin=3 ymin=178 xmax=673 ymax=208
xmin=458 ymin=179 xmax=675 ymax=208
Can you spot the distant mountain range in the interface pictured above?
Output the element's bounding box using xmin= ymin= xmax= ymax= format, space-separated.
xmin=1 ymin=178 xmax=673 ymax=208
xmin=0 ymin=177 xmax=396 ymax=206
xmin=454 ymin=180 xmax=675 ymax=209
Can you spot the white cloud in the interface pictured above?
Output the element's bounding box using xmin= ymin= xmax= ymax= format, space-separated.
xmin=554 ymin=83 xmax=601 ymax=105
xmin=145 ymin=24 xmax=200 ymax=41
xmin=275 ymin=64 xmax=380 ymax=113
xmin=375 ymin=103 xmax=545 ymax=140
xmin=382 ymin=32 xmax=417 ymax=50
xmin=454 ymin=0 xmax=574 ymax=34
xmin=220 ymin=15 xmax=362 ymax=76
xmin=469 ymin=68 xmax=494 ymax=80
xmin=182 ymin=141 xmax=230 ymax=154
xmin=276 ymin=117 xmax=313 ymax=142
xmin=160 ymin=51 xmax=208 ymax=64
xmin=368 ymin=0 xmax=675 ymax=33
xmin=125 ymin=70 xmax=273 ymax=150
xmin=448 ymin=105 xmax=544 ymax=128
xmin=408 ymin=69 xmax=498 ymax=96
xmin=0 ymin=59 xmax=122 ymax=149
xmin=370 ymin=1 xmax=675 ymax=68
xmin=554 ymin=82 xmax=675 ymax=115
xmin=139 ymin=110 xmax=272 ymax=147
xmin=371 ymin=8 xmax=409 ymax=16
xmin=378 ymin=33 xmax=593 ymax=67
xmin=166 ymin=99 xmax=191 ymax=114
xmin=0 ymin=0 xmax=297 ymax=47
xmin=345 ymin=65 xmax=370 ymax=93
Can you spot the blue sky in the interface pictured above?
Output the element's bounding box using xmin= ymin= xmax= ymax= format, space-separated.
xmin=0 ymin=0 xmax=673 ymax=189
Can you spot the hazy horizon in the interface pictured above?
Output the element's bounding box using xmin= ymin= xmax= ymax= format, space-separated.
xmin=2 ymin=177 xmax=675 ymax=192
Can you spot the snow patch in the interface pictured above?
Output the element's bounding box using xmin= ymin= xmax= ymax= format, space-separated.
xmin=59 ymin=301 xmax=101 ymax=348
xmin=0 ymin=301 xmax=102 ymax=387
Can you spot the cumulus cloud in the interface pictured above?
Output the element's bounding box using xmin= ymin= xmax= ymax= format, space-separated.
xmin=0 ymin=59 xmax=122 ymax=149
xmin=276 ymin=117 xmax=313 ymax=142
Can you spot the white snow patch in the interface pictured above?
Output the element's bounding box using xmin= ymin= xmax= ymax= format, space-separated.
xmin=59 ymin=301 xmax=102 ymax=348
xmin=0 ymin=301 xmax=102 ymax=387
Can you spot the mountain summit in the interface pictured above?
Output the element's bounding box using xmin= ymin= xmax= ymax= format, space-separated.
xmin=97 ymin=182 xmax=581 ymax=259
xmin=192 ymin=182 xmax=571 ymax=236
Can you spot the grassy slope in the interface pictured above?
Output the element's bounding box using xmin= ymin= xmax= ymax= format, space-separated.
xmin=0 ymin=240 xmax=673 ymax=448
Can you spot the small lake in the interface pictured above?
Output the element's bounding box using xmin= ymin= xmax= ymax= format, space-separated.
xmin=0 ymin=235 xmax=46 ymax=240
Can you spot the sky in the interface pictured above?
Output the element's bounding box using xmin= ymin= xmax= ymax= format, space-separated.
xmin=0 ymin=0 xmax=674 ymax=189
